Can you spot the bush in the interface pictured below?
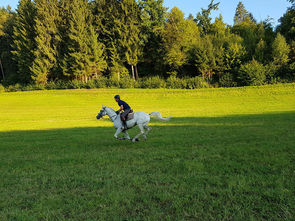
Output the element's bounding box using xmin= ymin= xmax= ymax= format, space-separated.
xmin=94 ymin=77 xmax=107 ymax=88
xmin=186 ymin=76 xmax=210 ymax=89
xmin=119 ymin=77 xmax=134 ymax=89
xmin=45 ymin=81 xmax=57 ymax=90
xmin=21 ymin=84 xmax=36 ymax=91
xmin=265 ymin=63 xmax=279 ymax=83
xmin=0 ymin=84 xmax=5 ymax=93
xmin=84 ymin=80 xmax=97 ymax=89
xmin=289 ymin=62 xmax=295 ymax=79
xmin=55 ymin=80 xmax=70 ymax=89
xmin=139 ymin=76 xmax=166 ymax=88
xmin=238 ymin=60 xmax=266 ymax=86
xmin=34 ymin=84 xmax=46 ymax=90
xmin=166 ymin=76 xmax=187 ymax=89
xmin=6 ymin=83 xmax=22 ymax=92
xmin=219 ymin=73 xmax=237 ymax=87
xmin=106 ymin=77 xmax=120 ymax=88
xmin=66 ymin=80 xmax=82 ymax=89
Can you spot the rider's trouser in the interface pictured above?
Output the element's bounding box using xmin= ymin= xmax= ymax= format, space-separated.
xmin=121 ymin=108 xmax=132 ymax=120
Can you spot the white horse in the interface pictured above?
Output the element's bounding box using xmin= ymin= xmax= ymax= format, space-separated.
xmin=96 ymin=105 xmax=172 ymax=142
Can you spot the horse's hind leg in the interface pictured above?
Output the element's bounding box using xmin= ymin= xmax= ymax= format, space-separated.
xmin=143 ymin=124 xmax=151 ymax=138
xmin=123 ymin=130 xmax=131 ymax=140
xmin=132 ymin=124 xmax=145 ymax=142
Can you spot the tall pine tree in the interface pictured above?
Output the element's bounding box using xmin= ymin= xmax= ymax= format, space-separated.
xmin=92 ymin=0 xmax=125 ymax=77
xmin=0 ymin=7 xmax=16 ymax=82
xmin=139 ymin=0 xmax=167 ymax=76
xmin=12 ymin=0 xmax=37 ymax=83
xmin=31 ymin=0 xmax=60 ymax=85
xmin=62 ymin=0 xmax=106 ymax=82
xmin=120 ymin=0 xmax=142 ymax=80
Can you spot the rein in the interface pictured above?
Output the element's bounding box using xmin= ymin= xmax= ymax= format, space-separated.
xmin=106 ymin=108 xmax=118 ymax=121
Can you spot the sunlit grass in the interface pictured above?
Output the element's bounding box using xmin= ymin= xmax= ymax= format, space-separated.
xmin=0 ymin=84 xmax=295 ymax=220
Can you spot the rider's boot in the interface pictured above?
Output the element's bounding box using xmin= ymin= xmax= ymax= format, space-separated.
xmin=123 ymin=120 xmax=127 ymax=130
xmin=121 ymin=117 xmax=127 ymax=130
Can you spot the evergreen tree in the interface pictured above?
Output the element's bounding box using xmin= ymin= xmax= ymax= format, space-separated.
xmin=0 ymin=7 xmax=17 ymax=82
xmin=163 ymin=7 xmax=200 ymax=75
xmin=92 ymin=0 xmax=126 ymax=76
xmin=88 ymin=25 xmax=107 ymax=79
xmin=31 ymin=0 xmax=60 ymax=85
xmin=120 ymin=0 xmax=142 ymax=80
xmin=277 ymin=8 xmax=295 ymax=43
xmin=191 ymin=16 xmax=245 ymax=81
xmin=12 ymin=0 xmax=37 ymax=83
xmin=234 ymin=2 xmax=248 ymax=24
xmin=232 ymin=13 xmax=263 ymax=61
xmin=61 ymin=0 xmax=106 ymax=82
xmin=272 ymin=33 xmax=290 ymax=66
xmin=195 ymin=0 xmax=219 ymax=35
xmin=139 ymin=0 xmax=167 ymax=76
xmin=211 ymin=16 xmax=245 ymax=77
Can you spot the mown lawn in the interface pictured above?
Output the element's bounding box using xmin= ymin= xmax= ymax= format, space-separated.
xmin=0 ymin=84 xmax=295 ymax=220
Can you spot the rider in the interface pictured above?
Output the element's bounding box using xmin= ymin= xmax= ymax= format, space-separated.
xmin=114 ymin=95 xmax=132 ymax=130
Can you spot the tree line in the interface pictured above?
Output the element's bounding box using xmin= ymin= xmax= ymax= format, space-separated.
xmin=0 ymin=0 xmax=294 ymax=88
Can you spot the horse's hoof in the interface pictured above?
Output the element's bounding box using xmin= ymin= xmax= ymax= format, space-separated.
xmin=132 ymin=138 xmax=139 ymax=142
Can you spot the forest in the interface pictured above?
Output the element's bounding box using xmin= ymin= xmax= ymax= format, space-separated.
xmin=0 ymin=0 xmax=294 ymax=90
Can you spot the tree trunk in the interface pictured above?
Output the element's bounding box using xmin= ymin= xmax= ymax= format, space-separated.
xmin=135 ymin=65 xmax=139 ymax=80
xmin=0 ymin=59 xmax=5 ymax=81
xmin=131 ymin=65 xmax=135 ymax=81
xmin=117 ymin=72 xmax=120 ymax=81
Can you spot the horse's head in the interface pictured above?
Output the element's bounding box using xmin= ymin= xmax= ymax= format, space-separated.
xmin=96 ymin=105 xmax=107 ymax=120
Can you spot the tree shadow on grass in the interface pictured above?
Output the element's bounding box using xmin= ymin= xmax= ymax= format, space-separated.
xmin=1 ymin=111 xmax=294 ymax=149
xmin=0 ymin=112 xmax=294 ymax=220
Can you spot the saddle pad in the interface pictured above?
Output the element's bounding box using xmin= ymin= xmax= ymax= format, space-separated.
xmin=126 ymin=112 xmax=135 ymax=121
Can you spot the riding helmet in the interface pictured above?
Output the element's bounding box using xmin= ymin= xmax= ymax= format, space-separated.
xmin=114 ymin=95 xmax=120 ymax=99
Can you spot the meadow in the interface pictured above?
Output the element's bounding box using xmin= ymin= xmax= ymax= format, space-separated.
xmin=0 ymin=84 xmax=295 ymax=220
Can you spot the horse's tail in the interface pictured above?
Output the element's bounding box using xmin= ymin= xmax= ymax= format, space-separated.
xmin=149 ymin=112 xmax=172 ymax=121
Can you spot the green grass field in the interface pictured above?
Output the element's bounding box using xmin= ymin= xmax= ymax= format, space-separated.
xmin=1 ymin=84 xmax=295 ymax=220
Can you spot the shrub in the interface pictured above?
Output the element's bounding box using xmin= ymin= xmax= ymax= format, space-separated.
xmin=84 ymin=80 xmax=97 ymax=89
xmin=6 ymin=83 xmax=22 ymax=92
xmin=45 ymin=81 xmax=57 ymax=90
xmin=0 ymin=84 xmax=5 ymax=93
xmin=186 ymin=76 xmax=210 ymax=89
xmin=55 ymin=80 xmax=69 ymax=89
xmin=94 ymin=77 xmax=107 ymax=88
xmin=119 ymin=77 xmax=134 ymax=89
xmin=219 ymin=73 xmax=237 ymax=87
xmin=21 ymin=84 xmax=36 ymax=91
xmin=289 ymin=62 xmax=295 ymax=79
xmin=140 ymin=76 xmax=166 ymax=88
xmin=34 ymin=84 xmax=46 ymax=90
xmin=67 ymin=80 xmax=82 ymax=89
xmin=106 ymin=77 xmax=120 ymax=88
xmin=238 ymin=60 xmax=266 ymax=86
xmin=166 ymin=76 xmax=187 ymax=89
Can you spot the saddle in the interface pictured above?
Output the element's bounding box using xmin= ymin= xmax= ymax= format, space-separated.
xmin=126 ymin=112 xmax=135 ymax=121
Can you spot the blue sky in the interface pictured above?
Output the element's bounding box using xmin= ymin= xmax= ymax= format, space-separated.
xmin=2 ymin=0 xmax=291 ymax=27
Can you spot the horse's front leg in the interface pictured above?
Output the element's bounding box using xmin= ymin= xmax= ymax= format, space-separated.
xmin=114 ymin=128 xmax=122 ymax=139
xmin=123 ymin=130 xmax=131 ymax=140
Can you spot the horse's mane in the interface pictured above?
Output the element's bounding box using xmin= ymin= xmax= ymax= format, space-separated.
xmin=105 ymin=106 xmax=115 ymax=112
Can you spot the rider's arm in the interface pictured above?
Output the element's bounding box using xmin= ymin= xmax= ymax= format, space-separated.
xmin=117 ymin=105 xmax=123 ymax=112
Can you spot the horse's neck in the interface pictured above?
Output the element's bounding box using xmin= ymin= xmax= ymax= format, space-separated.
xmin=106 ymin=108 xmax=117 ymax=121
